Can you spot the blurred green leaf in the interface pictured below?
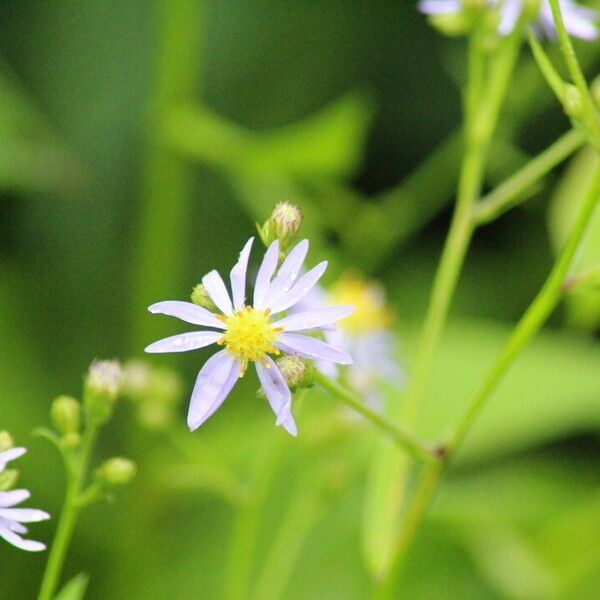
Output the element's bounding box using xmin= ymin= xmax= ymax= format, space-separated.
xmin=54 ymin=573 xmax=89 ymax=600
xmin=417 ymin=318 xmax=600 ymax=461
xmin=167 ymin=91 xmax=374 ymax=179
xmin=548 ymin=145 xmax=600 ymax=330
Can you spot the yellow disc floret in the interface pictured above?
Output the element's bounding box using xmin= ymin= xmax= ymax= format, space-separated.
xmin=330 ymin=272 xmax=393 ymax=334
xmin=219 ymin=307 xmax=280 ymax=371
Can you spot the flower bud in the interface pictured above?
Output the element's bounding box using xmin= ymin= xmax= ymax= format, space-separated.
xmin=259 ymin=202 xmax=303 ymax=251
xmin=276 ymin=354 xmax=315 ymax=391
xmin=191 ymin=283 xmax=218 ymax=311
xmin=96 ymin=457 xmax=137 ymax=487
xmin=0 ymin=431 xmax=14 ymax=452
xmin=122 ymin=360 xmax=182 ymax=430
xmin=60 ymin=432 xmax=81 ymax=450
xmin=564 ymin=84 xmax=583 ymax=118
xmin=0 ymin=469 xmax=18 ymax=491
xmin=84 ymin=360 xmax=124 ymax=425
xmin=51 ymin=395 xmax=81 ymax=435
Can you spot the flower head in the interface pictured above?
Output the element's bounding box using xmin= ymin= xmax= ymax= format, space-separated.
xmin=145 ymin=238 xmax=353 ymax=436
xmin=0 ymin=445 xmax=50 ymax=552
xmin=294 ymin=272 xmax=403 ymax=406
xmin=419 ymin=0 xmax=599 ymax=40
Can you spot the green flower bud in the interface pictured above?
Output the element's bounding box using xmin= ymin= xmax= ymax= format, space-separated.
xmin=0 ymin=431 xmax=14 ymax=452
xmin=258 ymin=202 xmax=303 ymax=251
xmin=191 ymin=283 xmax=218 ymax=311
xmin=84 ymin=360 xmax=124 ymax=425
xmin=60 ymin=432 xmax=81 ymax=450
xmin=123 ymin=360 xmax=182 ymax=430
xmin=564 ymin=84 xmax=583 ymax=118
xmin=96 ymin=457 xmax=137 ymax=487
xmin=275 ymin=354 xmax=315 ymax=391
xmin=0 ymin=469 xmax=18 ymax=491
xmin=51 ymin=395 xmax=81 ymax=435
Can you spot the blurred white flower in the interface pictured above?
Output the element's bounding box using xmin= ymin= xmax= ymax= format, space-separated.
xmin=294 ymin=272 xmax=404 ymax=407
xmin=419 ymin=0 xmax=599 ymax=40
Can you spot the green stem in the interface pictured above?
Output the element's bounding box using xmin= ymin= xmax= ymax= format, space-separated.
xmin=474 ymin=128 xmax=586 ymax=224
xmin=37 ymin=424 xmax=98 ymax=600
xmin=547 ymin=0 xmax=600 ymax=149
xmin=313 ymin=371 xmax=437 ymax=464
xmin=375 ymin=166 xmax=600 ymax=598
xmin=401 ymin=27 xmax=522 ymax=429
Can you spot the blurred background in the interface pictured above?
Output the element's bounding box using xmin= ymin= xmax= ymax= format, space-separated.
xmin=1 ymin=1 xmax=600 ymax=598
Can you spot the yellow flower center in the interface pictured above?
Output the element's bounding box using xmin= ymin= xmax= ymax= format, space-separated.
xmin=219 ymin=307 xmax=280 ymax=369
xmin=330 ymin=272 xmax=393 ymax=334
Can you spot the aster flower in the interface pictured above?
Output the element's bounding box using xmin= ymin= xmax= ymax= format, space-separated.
xmin=0 ymin=447 xmax=50 ymax=552
xmin=293 ymin=273 xmax=404 ymax=407
xmin=418 ymin=0 xmax=599 ymax=40
xmin=145 ymin=238 xmax=354 ymax=436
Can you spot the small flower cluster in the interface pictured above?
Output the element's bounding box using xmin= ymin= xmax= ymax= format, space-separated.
xmin=419 ymin=0 xmax=599 ymax=40
xmin=0 ymin=433 xmax=49 ymax=552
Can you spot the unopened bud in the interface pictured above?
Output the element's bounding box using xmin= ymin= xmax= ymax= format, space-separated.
xmin=96 ymin=457 xmax=136 ymax=487
xmin=564 ymin=84 xmax=583 ymax=118
xmin=123 ymin=360 xmax=182 ymax=430
xmin=0 ymin=431 xmax=14 ymax=452
xmin=51 ymin=395 xmax=81 ymax=435
xmin=84 ymin=360 xmax=124 ymax=424
xmin=0 ymin=469 xmax=18 ymax=491
xmin=191 ymin=283 xmax=218 ymax=311
xmin=276 ymin=354 xmax=315 ymax=391
xmin=259 ymin=202 xmax=303 ymax=250
xmin=61 ymin=432 xmax=81 ymax=450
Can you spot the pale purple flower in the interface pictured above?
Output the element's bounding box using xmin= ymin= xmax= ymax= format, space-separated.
xmin=419 ymin=0 xmax=599 ymax=40
xmin=292 ymin=281 xmax=404 ymax=409
xmin=145 ymin=238 xmax=353 ymax=436
xmin=0 ymin=447 xmax=50 ymax=552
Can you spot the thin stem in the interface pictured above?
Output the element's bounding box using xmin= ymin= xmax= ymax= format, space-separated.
xmin=37 ymin=424 xmax=98 ymax=600
xmin=313 ymin=371 xmax=436 ymax=463
xmin=474 ymin=128 xmax=586 ymax=224
xmin=527 ymin=31 xmax=567 ymax=103
xmin=401 ymin=26 xmax=522 ymax=428
xmin=376 ymin=166 xmax=600 ymax=598
xmin=547 ymin=0 xmax=600 ymax=149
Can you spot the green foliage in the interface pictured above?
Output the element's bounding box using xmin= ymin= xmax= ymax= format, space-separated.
xmin=54 ymin=573 xmax=89 ymax=600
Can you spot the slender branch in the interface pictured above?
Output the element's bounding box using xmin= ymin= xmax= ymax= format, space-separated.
xmin=375 ymin=166 xmax=600 ymax=598
xmin=547 ymin=0 xmax=600 ymax=149
xmin=474 ymin=128 xmax=585 ymax=224
xmin=313 ymin=371 xmax=437 ymax=464
xmin=37 ymin=424 xmax=98 ymax=600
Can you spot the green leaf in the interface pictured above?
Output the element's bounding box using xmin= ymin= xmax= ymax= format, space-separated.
xmin=54 ymin=573 xmax=89 ymax=600
xmin=548 ymin=144 xmax=600 ymax=330
xmin=363 ymin=317 xmax=600 ymax=579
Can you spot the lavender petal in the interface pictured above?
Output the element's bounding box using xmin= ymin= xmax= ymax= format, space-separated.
xmin=230 ymin=237 xmax=254 ymax=311
xmin=254 ymin=240 xmax=280 ymax=309
xmin=148 ymin=301 xmax=225 ymax=329
xmin=145 ymin=331 xmax=222 ymax=354
xmin=272 ymin=305 xmax=355 ymax=332
xmin=202 ymin=270 xmax=234 ymax=316
xmin=269 ymin=261 xmax=328 ymax=314
xmin=277 ymin=333 xmax=353 ymax=364
xmin=255 ymin=357 xmax=297 ymax=436
xmin=187 ymin=350 xmax=239 ymax=431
